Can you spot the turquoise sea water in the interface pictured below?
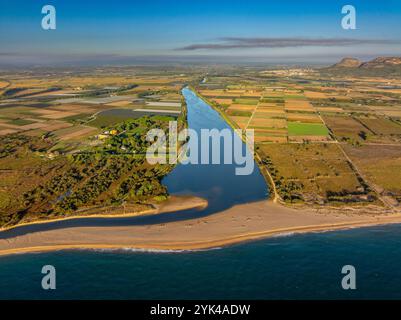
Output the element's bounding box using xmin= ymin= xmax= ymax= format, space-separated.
xmin=0 ymin=88 xmax=398 ymax=299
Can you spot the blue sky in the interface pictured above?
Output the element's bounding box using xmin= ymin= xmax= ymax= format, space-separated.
xmin=1 ymin=0 xmax=401 ymax=65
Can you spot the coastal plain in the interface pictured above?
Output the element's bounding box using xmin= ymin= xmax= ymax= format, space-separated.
xmin=1 ymin=61 xmax=401 ymax=255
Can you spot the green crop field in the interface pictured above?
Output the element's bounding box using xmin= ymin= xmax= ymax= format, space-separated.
xmin=87 ymin=115 xmax=128 ymax=128
xmin=8 ymin=118 xmax=36 ymax=126
xmin=234 ymin=98 xmax=259 ymax=105
xmin=287 ymin=122 xmax=329 ymax=136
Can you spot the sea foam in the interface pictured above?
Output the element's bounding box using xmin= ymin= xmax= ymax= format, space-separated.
xmin=88 ymin=246 xmax=222 ymax=254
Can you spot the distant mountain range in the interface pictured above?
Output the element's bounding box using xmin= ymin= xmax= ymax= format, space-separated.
xmin=332 ymin=57 xmax=363 ymax=68
xmin=323 ymin=56 xmax=401 ymax=76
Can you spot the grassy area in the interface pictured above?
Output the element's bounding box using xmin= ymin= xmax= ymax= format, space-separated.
xmin=234 ymin=98 xmax=259 ymax=105
xmin=87 ymin=115 xmax=129 ymax=128
xmin=0 ymin=68 xmax=191 ymax=226
xmin=0 ymin=115 xmax=183 ymax=227
xmin=227 ymin=110 xmax=253 ymax=117
xmin=342 ymin=144 xmax=401 ymax=201
xmin=63 ymin=113 xmax=93 ymax=123
xmin=258 ymin=143 xmax=375 ymax=205
xmin=287 ymin=122 xmax=329 ymax=136
xmin=8 ymin=118 xmax=36 ymax=126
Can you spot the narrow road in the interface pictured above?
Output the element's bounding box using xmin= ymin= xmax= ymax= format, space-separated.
xmin=245 ymin=100 xmax=260 ymax=130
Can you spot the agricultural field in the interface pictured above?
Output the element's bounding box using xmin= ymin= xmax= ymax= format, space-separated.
xmin=0 ymin=67 xmax=191 ymax=227
xmin=342 ymin=145 xmax=401 ymax=205
xmin=0 ymin=116 xmax=184 ymax=227
xmin=258 ymin=143 xmax=375 ymax=205
xmin=0 ymin=67 xmax=187 ymax=146
xmin=198 ymin=82 xmax=332 ymax=144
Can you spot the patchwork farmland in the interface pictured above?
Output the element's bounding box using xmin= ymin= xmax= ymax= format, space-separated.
xmin=198 ymin=85 xmax=332 ymax=143
xmin=0 ymin=68 xmax=187 ymax=151
xmin=0 ymin=67 xmax=191 ymax=226
xmin=195 ymin=70 xmax=401 ymax=208
xmin=1 ymin=64 xmax=401 ymax=224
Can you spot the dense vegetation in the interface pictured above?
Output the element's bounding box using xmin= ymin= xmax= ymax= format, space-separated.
xmin=0 ymin=113 xmax=186 ymax=227
xmin=261 ymin=156 xmax=303 ymax=203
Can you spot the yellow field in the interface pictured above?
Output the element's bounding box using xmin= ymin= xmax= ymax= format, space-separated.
xmin=228 ymin=104 xmax=255 ymax=111
xmin=249 ymin=118 xmax=287 ymax=128
xmin=304 ymin=91 xmax=327 ymax=99
xmin=212 ymin=98 xmax=233 ymax=105
xmin=285 ymin=100 xmax=314 ymax=111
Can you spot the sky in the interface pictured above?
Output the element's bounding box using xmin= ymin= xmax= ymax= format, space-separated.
xmin=1 ymin=0 xmax=401 ymax=66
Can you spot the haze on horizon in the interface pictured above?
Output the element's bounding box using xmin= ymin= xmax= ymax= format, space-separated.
xmin=1 ymin=0 xmax=401 ymax=67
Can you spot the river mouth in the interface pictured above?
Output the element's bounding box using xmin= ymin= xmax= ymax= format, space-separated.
xmin=0 ymin=88 xmax=268 ymax=238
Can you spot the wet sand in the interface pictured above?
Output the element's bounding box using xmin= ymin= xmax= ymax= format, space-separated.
xmin=1 ymin=200 xmax=400 ymax=256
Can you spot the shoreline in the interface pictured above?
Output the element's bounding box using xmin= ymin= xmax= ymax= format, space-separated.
xmin=0 ymin=195 xmax=208 ymax=232
xmin=1 ymin=200 xmax=401 ymax=257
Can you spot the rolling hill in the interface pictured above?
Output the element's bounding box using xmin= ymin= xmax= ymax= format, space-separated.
xmin=322 ymin=56 xmax=401 ymax=77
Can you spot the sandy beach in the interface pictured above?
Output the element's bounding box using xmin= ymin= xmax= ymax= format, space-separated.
xmin=1 ymin=200 xmax=401 ymax=256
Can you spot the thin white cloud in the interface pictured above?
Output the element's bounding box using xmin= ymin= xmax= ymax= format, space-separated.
xmin=177 ymin=37 xmax=399 ymax=50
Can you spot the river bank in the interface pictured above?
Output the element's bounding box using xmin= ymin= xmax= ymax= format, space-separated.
xmin=0 ymin=195 xmax=208 ymax=232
